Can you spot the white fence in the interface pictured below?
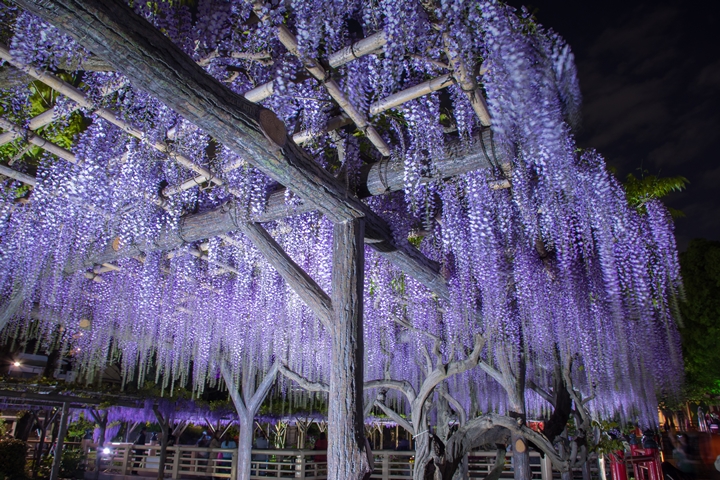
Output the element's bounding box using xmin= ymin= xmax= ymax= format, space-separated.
xmin=88 ymin=444 xmax=598 ymax=480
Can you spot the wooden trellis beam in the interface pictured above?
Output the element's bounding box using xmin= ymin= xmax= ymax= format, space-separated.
xmin=18 ymin=0 xmax=450 ymax=299
xmin=0 ymin=106 xmax=455 ymax=314
xmin=0 ymin=132 xmax=244 ymax=282
xmin=220 ymin=229 xmax=333 ymax=327
xmin=0 ymin=116 xmax=506 ymax=308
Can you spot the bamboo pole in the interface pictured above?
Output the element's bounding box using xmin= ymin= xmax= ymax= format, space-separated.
xmin=274 ymin=23 xmax=391 ymax=157
xmin=0 ymin=47 xmax=268 ymax=201
xmin=163 ymin=29 xmax=391 ymax=194
xmin=419 ymin=0 xmax=492 ymax=126
xmin=328 ymin=31 xmax=386 ymax=68
xmin=369 ymin=74 xmax=453 ymax=116
xmin=0 ymin=109 xmax=57 ymax=146
xmin=0 ymin=79 xmax=126 ymax=147
xmin=292 ymin=114 xmax=353 ymax=145
xmin=244 ymin=81 xmax=274 ymax=103
xmin=0 ymin=117 xmax=77 ymax=163
xmin=239 ymin=31 xmax=389 ymax=107
xmin=49 ymin=402 xmax=70 ymax=480
xmin=0 ymin=163 xmax=36 ymax=186
xmin=442 ymin=32 xmax=491 ymax=126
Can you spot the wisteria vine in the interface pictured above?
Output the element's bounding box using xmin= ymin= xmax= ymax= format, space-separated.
xmin=0 ymin=0 xmax=683 ymax=431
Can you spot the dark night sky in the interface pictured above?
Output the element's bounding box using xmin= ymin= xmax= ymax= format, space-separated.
xmin=508 ymin=0 xmax=720 ymax=251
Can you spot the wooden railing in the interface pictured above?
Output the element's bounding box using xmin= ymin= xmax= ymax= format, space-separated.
xmin=87 ymin=444 xmax=600 ymax=480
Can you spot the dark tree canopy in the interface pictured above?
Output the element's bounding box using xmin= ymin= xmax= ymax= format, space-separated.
xmin=679 ymin=238 xmax=720 ymax=397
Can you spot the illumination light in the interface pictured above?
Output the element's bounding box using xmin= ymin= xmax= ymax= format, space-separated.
xmin=13 ymin=361 xmax=20 ymax=367
xmin=102 ymin=447 xmax=111 ymax=455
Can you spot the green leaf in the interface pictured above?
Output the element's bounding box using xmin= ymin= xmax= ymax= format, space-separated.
xmin=623 ymin=170 xmax=688 ymax=216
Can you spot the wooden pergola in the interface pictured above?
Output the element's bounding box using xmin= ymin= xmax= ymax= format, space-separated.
xmin=1 ymin=1 xmax=509 ymax=479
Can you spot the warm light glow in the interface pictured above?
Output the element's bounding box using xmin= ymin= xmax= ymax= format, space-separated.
xmin=13 ymin=361 xmax=20 ymax=367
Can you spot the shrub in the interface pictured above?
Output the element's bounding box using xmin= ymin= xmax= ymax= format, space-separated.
xmin=0 ymin=439 xmax=27 ymax=479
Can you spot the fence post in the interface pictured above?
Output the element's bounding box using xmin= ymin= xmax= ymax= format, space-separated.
xmin=295 ymin=452 xmax=306 ymax=479
xmin=122 ymin=445 xmax=132 ymax=475
xmin=230 ymin=450 xmax=237 ymax=480
xmin=541 ymin=454 xmax=553 ymax=480
xmin=382 ymin=452 xmax=389 ymax=480
xmin=171 ymin=447 xmax=180 ymax=479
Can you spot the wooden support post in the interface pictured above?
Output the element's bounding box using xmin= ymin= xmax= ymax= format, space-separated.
xmin=328 ymin=218 xmax=372 ymax=480
xmin=171 ymin=447 xmax=180 ymax=479
xmin=230 ymin=449 xmax=237 ymax=480
xmin=33 ymin=408 xmax=59 ymax=478
xmin=582 ymin=459 xmax=592 ymax=480
xmin=598 ymin=455 xmax=608 ymax=480
xmin=221 ymin=362 xmax=279 ymax=480
xmin=49 ymin=402 xmax=70 ymax=480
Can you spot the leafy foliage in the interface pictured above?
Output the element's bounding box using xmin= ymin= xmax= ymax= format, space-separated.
xmin=60 ymin=448 xmax=85 ymax=479
xmin=0 ymin=76 xmax=88 ymax=172
xmin=678 ymin=239 xmax=720 ymax=398
xmin=624 ymin=171 xmax=688 ymax=217
xmin=67 ymin=414 xmax=94 ymax=442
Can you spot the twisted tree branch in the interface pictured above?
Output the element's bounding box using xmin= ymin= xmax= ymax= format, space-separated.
xmin=278 ymin=363 xmax=329 ymax=392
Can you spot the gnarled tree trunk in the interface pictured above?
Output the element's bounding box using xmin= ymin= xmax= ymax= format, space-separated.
xmin=236 ymin=412 xmax=254 ymax=480
xmin=328 ymin=218 xmax=371 ymax=480
xmin=221 ymin=362 xmax=279 ymax=480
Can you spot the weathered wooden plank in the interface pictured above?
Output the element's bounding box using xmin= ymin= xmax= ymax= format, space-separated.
xmin=328 ymin=218 xmax=372 ymax=480
xmin=18 ymin=0 xmax=446 ymax=297
xmin=229 ymin=224 xmax=333 ymax=327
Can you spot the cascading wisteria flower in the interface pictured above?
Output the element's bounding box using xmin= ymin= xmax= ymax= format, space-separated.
xmin=0 ymin=0 xmax=683 ymax=429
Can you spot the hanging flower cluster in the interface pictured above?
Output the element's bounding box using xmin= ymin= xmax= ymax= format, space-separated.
xmin=0 ymin=0 xmax=683 ymax=427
